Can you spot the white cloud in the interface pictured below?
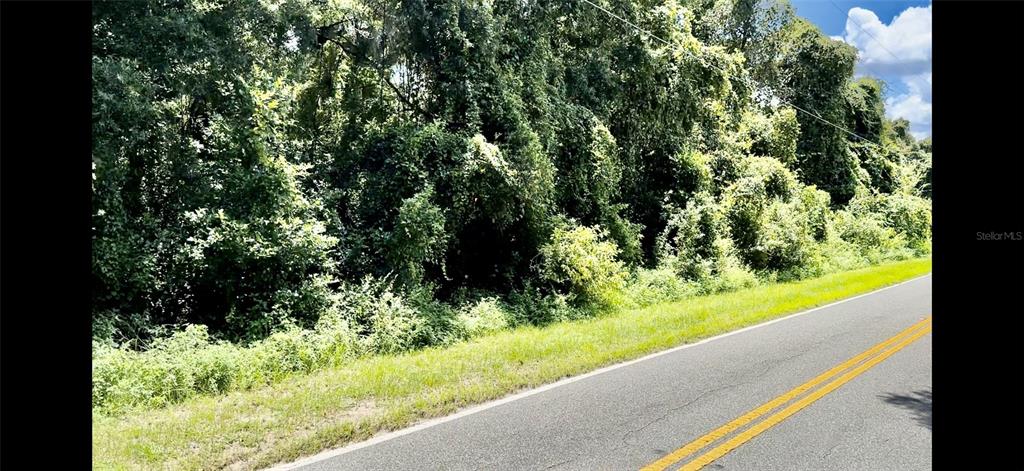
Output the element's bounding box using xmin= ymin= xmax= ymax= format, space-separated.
xmin=844 ymin=6 xmax=931 ymax=76
xmin=902 ymin=71 xmax=932 ymax=103
xmin=885 ymin=71 xmax=931 ymax=138
xmin=839 ymin=5 xmax=932 ymax=137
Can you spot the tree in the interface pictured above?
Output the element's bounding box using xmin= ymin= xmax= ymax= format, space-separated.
xmin=776 ymin=19 xmax=861 ymax=205
xmin=92 ymin=0 xmax=336 ymax=341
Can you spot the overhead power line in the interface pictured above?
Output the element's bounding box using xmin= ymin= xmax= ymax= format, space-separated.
xmin=830 ymin=1 xmax=905 ymax=65
xmin=577 ymin=0 xmax=881 ymax=148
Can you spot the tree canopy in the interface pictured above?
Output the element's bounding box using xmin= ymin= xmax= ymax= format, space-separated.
xmin=93 ymin=0 xmax=931 ymax=345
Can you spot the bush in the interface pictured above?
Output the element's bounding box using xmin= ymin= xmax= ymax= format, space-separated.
xmin=93 ymin=317 xmax=360 ymax=415
xmin=813 ymin=237 xmax=872 ymax=275
xmin=693 ymin=237 xmax=760 ymax=293
xmin=181 ymin=206 xmax=339 ymax=341
xmin=798 ymin=186 xmax=832 ymax=241
xmin=404 ymin=284 xmax=462 ymax=348
xmin=723 ymin=157 xmax=816 ymax=273
xmin=243 ymin=326 xmax=320 ymax=384
xmin=833 ymin=209 xmax=910 ymax=263
xmin=873 ymin=193 xmax=932 ymax=252
xmin=361 ymin=299 xmax=424 ymax=355
xmin=659 ymin=192 xmax=726 ymax=281
xmin=624 ymin=267 xmax=699 ymax=307
xmin=538 ymin=224 xmax=628 ymax=311
xmin=707 ymin=148 xmax=744 ymax=195
xmin=723 ymin=174 xmax=768 ymax=253
xmin=92 ymin=275 xmax=499 ymax=414
xmin=742 ymin=156 xmax=798 ymax=200
xmin=840 ymin=191 xmax=930 ymax=258
xmin=456 ymin=297 xmax=511 ymax=338
xmin=93 ymin=325 xmax=224 ymax=413
xmin=740 ymin=110 xmax=799 ymax=167
xmin=309 ymin=308 xmax=362 ymax=369
xmin=334 ymin=277 xmax=427 ymax=355
xmin=856 ymin=145 xmax=899 ymax=194
xmin=749 ymin=199 xmax=819 ymax=275
xmin=385 ymin=185 xmax=449 ymax=285
xmin=600 ymin=206 xmax=645 ymax=267
xmin=505 ymin=285 xmax=583 ymax=326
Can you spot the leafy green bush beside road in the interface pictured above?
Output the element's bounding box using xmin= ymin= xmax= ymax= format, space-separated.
xmin=94 ymin=220 xmax=927 ymax=415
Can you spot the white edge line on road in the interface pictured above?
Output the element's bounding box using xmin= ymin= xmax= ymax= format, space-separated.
xmin=267 ymin=272 xmax=932 ymax=470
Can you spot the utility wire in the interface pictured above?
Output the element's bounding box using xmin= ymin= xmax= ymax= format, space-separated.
xmin=830 ymin=1 xmax=904 ymax=65
xmin=577 ymin=0 xmax=881 ymax=147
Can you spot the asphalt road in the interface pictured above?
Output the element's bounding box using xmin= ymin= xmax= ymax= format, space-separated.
xmin=289 ymin=275 xmax=932 ymax=471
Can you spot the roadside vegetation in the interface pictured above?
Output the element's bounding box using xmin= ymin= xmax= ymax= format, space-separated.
xmin=92 ymin=0 xmax=932 ymax=468
xmin=93 ymin=258 xmax=931 ymax=470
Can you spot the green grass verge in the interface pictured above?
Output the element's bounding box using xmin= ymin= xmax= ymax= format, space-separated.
xmin=93 ymin=258 xmax=930 ymax=470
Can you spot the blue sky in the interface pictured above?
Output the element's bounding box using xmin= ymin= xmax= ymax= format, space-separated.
xmin=791 ymin=0 xmax=932 ymax=138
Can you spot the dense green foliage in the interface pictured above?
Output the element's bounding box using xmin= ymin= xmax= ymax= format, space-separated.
xmin=93 ymin=0 xmax=931 ymax=412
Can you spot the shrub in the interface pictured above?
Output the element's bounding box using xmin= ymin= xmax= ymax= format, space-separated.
xmin=740 ymin=110 xmax=799 ymax=166
xmin=333 ymin=277 xmax=428 ymax=355
xmin=505 ymin=284 xmax=582 ymax=326
xmin=798 ymin=186 xmax=832 ymax=241
xmin=856 ymin=145 xmax=899 ymax=194
xmin=723 ymin=158 xmax=816 ymax=273
xmin=874 ymin=193 xmax=932 ymax=252
xmin=722 ymin=173 xmax=768 ymax=253
xmin=537 ymin=224 xmax=628 ymax=311
xmin=814 ymin=237 xmax=872 ymax=275
xmin=840 ymin=192 xmax=930 ymax=258
xmin=742 ymin=156 xmax=798 ymax=200
xmin=659 ymin=192 xmax=725 ymax=281
xmin=703 ymin=253 xmax=760 ymax=293
xmin=92 ymin=325 xmax=235 ymax=413
xmin=624 ymin=267 xmax=699 ymax=307
xmin=600 ymin=206 xmax=645 ymax=267
xmin=749 ymin=199 xmax=818 ymax=275
xmin=184 ymin=208 xmax=339 ymax=341
xmin=92 ymin=314 xmax=363 ymax=415
xmin=385 ymin=185 xmax=449 ymax=285
xmin=309 ymin=307 xmax=361 ymax=368
xmin=243 ymin=326 xmax=318 ymax=384
xmin=833 ymin=209 xmax=910 ymax=263
xmin=361 ymin=299 xmax=424 ymax=355
xmin=456 ymin=297 xmax=511 ymax=338
xmin=404 ymin=284 xmax=462 ymax=348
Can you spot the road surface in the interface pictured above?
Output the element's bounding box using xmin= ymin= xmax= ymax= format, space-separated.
xmin=285 ymin=275 xmax=932 ymax=471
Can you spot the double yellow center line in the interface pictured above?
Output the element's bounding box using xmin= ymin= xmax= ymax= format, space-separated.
xmin=641 ymin=316 xmax=932 ymax=471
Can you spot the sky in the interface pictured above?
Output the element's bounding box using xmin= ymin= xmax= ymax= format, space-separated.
xmin=791 ymin=0 xmax=932 ymax=138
